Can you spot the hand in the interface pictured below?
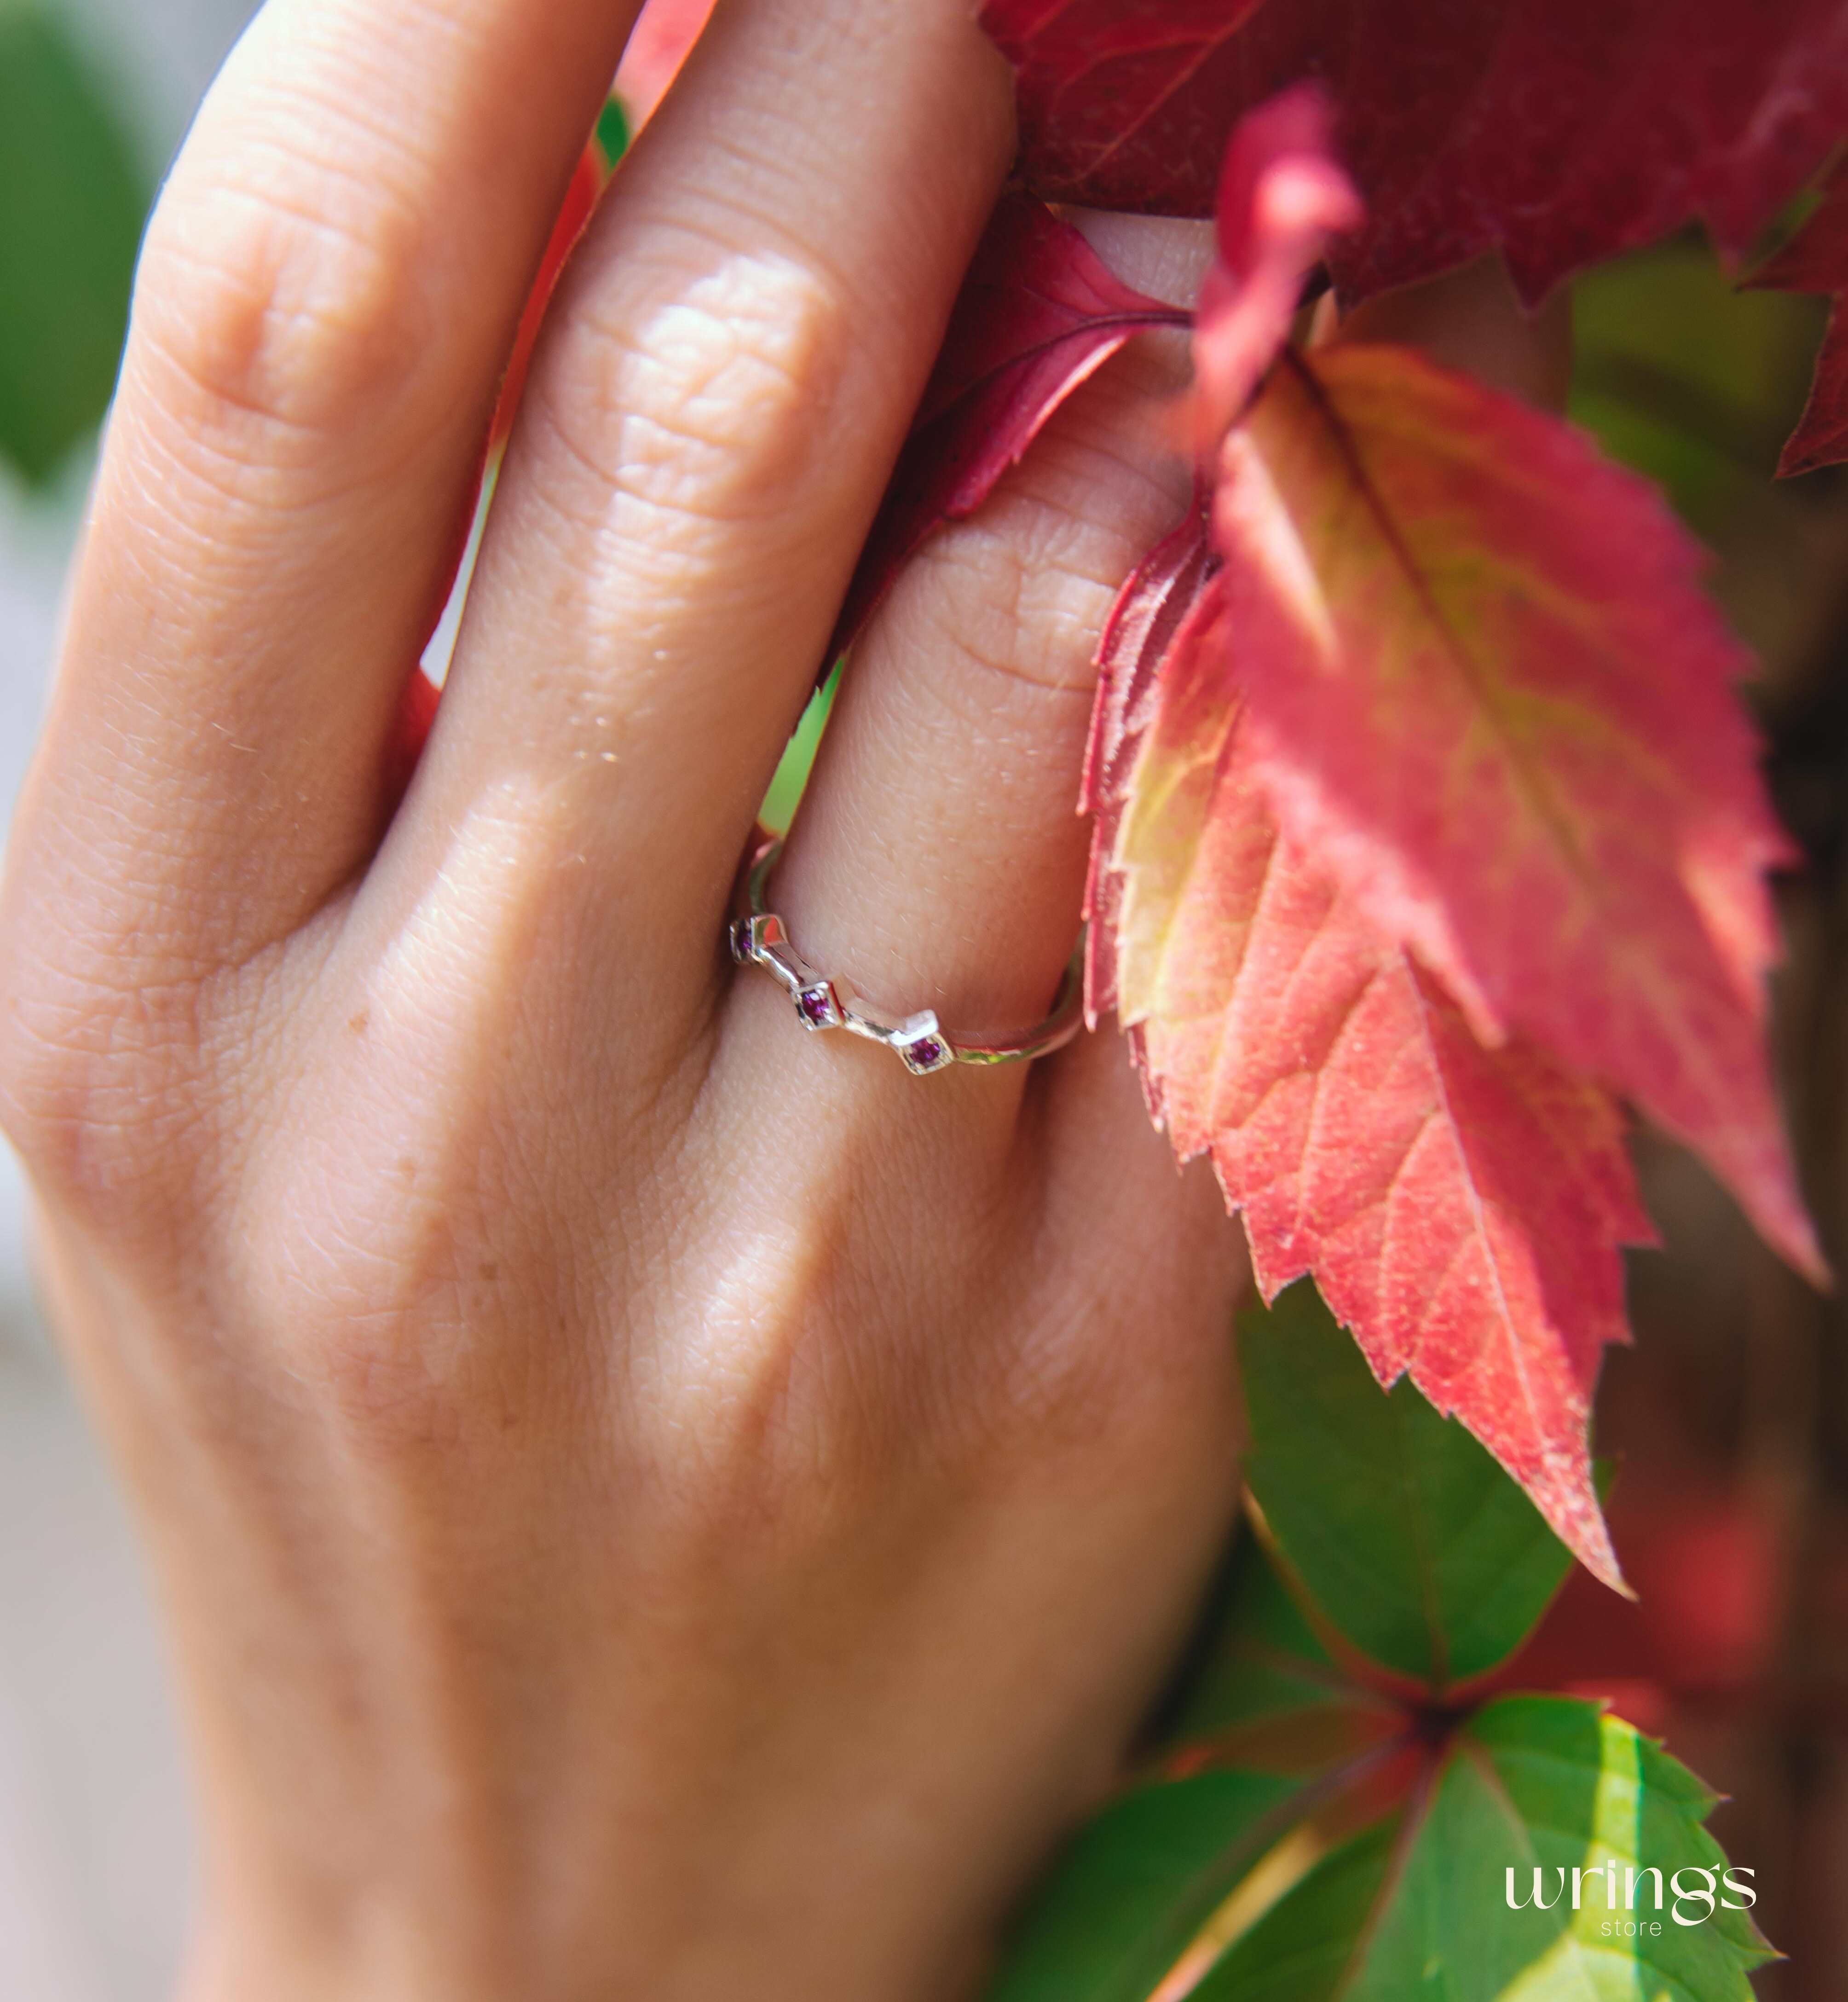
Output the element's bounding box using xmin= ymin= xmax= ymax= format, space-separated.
xmin=0 ymin=2 xmax=1248 ymax=1996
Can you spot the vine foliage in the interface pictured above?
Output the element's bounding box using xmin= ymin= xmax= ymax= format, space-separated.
xmin=987 ymin=1288 xmax=1772 ymax=2000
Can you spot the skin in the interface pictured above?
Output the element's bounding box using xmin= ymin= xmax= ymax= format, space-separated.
xmin=0 ymin=0 xmax=1561 ymax=1994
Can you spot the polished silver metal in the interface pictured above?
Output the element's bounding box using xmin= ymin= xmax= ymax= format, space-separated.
xmin=731 ymin=839 xmax=1084 ymax=1075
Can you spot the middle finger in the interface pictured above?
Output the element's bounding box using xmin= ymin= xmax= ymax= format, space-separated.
xmin=373 ymin=0 xmax=1016 ymax=1041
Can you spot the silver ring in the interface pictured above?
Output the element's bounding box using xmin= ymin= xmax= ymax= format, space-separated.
xmin=729 ymin=839 xmax=1085 ymax=1075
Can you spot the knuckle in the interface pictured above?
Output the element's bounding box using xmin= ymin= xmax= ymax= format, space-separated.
xmin=910 ymin=506 xmax=1123 ymax=698
xmin=633 ymin=1210 xmax=895 ymax=1544
xmin=132 ymin=144 xmax=439 ymax=447
xmin=242 ymin=1186 xmax=482 ymax=1452
xmin=0 ymin=832 xmax=274 ymax=1227
xmin=892 ymin=430 xmax=1182 ymax=705
xmin=0 ymin=951 xmax=217 ymax=1224
xmin=303 ymin=1304 xmax=478 ymax=1455
xmin=529 ymin=235 xmax=856 ymax=548
xmin=987 ymin=1293 xmax=1161 ymax=1458
xmin=637 ymin=1170 xmax=1041 ymax=1545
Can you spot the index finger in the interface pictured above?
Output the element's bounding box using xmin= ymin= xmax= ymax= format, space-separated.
xmin=11 ymin=0 xmax=648 ymax=987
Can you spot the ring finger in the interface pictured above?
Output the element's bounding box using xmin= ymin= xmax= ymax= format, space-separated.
xmin=361 ymin=0 xmax=1018 ymax=1071
xmin=722 ymin=215 xmax=1212 ymax=1130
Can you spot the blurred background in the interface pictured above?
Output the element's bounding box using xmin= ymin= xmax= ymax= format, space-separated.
xmin=1 ymin=1 xmax=1847 ymax=1996
xmin=0 ymin=5 xmax=257 ymax=1996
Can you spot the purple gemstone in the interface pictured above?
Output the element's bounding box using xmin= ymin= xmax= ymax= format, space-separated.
xmin=908 ymin=1037 xmax=946 ymax=1071
xmin=798 ymin=987 xmax=836 ymax=1028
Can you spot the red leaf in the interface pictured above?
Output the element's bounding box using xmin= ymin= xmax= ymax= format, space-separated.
xmin=490 ymin=140 xmax=611 ymax=453
xmin=1089 ymin=568 xmax=1649 ymax=1587
xmin=981 ymin=0 xmax=1848 ymax=304
xmin=383 ymin=660 xmax=443 ymax=819
xmin=1749 ymin=164 xmax=1848 ymax=475
xmin=978 ymin=0 xmax=1272 ymax=218
xmin=1211 ymin=343 xmax=1823 ymax=1288
xmin=830 ymin=196 xmax=1187 ymax=658
xmin=1178 ymin=83 xmax=1361 ymax=453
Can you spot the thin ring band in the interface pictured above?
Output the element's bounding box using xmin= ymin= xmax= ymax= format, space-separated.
xmin=730 ymin=839 xmax=1085 ymax=1075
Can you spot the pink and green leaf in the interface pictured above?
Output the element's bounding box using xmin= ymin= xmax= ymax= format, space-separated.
xmin=1210 ymin=344 xmax=1821 ymax=1287
xmin=1070 ymin=89 xmax=1821 ymax=1585
xmin=1089 ymin=580 xmax=1648 ymax=1583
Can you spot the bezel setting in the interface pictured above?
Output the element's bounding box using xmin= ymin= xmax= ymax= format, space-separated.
xmin=795 ymin=981 xmax=845 ymax=1031
xmin=732 ymin=838 xmax=1084 ymax=1077
xmin=732 ymin=912 xmax=787 ymax=963
xmin=896 ymin=1015 xmax=954 ymax=1075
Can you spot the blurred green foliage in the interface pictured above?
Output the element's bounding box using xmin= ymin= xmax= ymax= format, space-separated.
xmin=595 ymin=93 xmax=631 ymax=169
xmin=1572 ymin=231 xmax=1828 ymax=531
xmin=761 ymin=663 xmax=840 ymax=833
xmin=0 ymin=2 xmax=146 ymax=485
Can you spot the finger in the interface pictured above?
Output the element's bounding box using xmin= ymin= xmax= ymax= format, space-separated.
xmin=721 ymin=215 xmax=1211 ymax=1122
xmin=379 ymin=0 xmax=1017 ymax=1019
xmin=13 ymin=0 xmax=649 ymax=979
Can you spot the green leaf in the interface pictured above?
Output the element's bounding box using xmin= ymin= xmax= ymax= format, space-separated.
xmin=0 ymin=5 xmax=147 ymax=483
xmin=988 ymin=1539 xmax=1409 ymax=2002
xmin=1195 ymin=1696 xmax=1774 ymax=2002
xmin=984 ymin=1769 xmax=1301 ymax=2002
xmin=1192 ymin=1815 xmax=1402 ymax=2002
xmin=985 ymin=1308 xmax=1760 ymax=2002
xmin=1240 ymin=1283 xmax=1581 ymax=1690
xmin=1162 ymin=1536 xmax=1403 ymax=1777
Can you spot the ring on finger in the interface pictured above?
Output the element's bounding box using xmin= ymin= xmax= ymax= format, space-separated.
xmin=730 ymin=839 xmax=1084 ymax=1075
